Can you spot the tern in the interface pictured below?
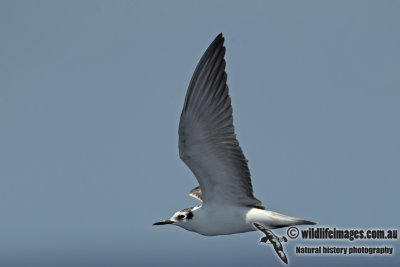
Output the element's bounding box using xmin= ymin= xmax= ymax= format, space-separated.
xmin=154 ymin=33 xmax=316 ymax=236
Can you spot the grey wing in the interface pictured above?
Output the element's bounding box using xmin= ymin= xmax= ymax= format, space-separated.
xmin=179 ymin=34 xmax=264 ymax=208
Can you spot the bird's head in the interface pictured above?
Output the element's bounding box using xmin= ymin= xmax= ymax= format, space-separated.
xmin=153 ymin=206 xmax=199 ymax=229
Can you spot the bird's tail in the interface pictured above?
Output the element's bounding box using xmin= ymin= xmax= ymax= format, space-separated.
xmin=266 ymin=210 xmax=317 ymax=228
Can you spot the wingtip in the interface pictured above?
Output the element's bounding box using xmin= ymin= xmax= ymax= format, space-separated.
xmin=213 ymin=33 xmax=224 ymax=44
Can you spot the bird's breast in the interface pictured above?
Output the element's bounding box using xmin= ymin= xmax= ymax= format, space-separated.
xmin=189 ymin=206 xmax=256 ymax=236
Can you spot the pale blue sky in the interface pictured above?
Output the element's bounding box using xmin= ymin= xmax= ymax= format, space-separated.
xmin=1 ymin=1 xmax=399 ymax=266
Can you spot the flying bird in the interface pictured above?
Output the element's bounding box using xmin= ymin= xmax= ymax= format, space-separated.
xmin=254 ymin=223 xmax=289 ymax=264
xmin=154 ymin=34 xmax=316 ymax=237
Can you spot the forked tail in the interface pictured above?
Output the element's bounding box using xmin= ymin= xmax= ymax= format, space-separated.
xmin=267 ymin=210 xmax=317 ymax=228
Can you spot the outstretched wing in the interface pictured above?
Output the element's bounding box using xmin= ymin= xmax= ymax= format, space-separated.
xmin=254 ymin=222 xmax=270 ymax=235
xmin=179 ymin=34 xmax=263 ymax=208
xmin=274 ymin=247 xmax=288 ymax=264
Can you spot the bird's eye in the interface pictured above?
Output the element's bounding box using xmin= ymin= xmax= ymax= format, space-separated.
xmin=187 ymin=211 xmax=193 ymax=219
xmin=177 ymin=214 xmax=185 ymax=220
